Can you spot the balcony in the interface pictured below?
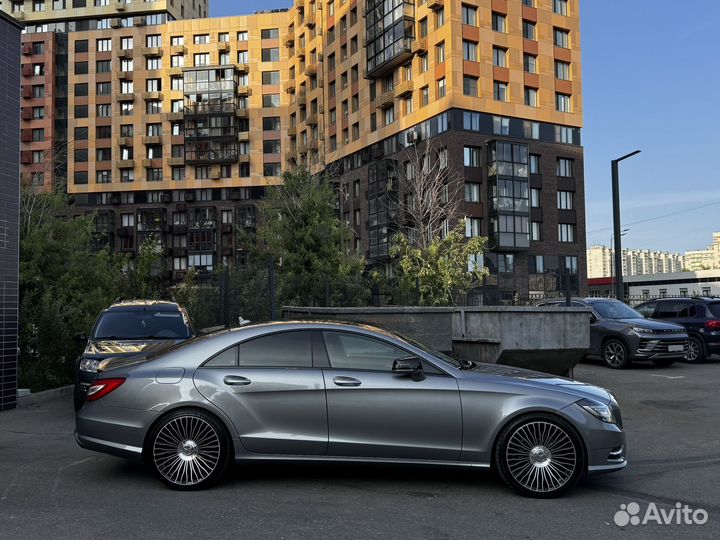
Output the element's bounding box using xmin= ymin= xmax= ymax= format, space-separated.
xmin=285 ymin=150 xmax=297 ymax=161
xmin=304 ymin=63 xmax=318 ymax=77
xmin=427 ymin=0 xmax=443 ymax=11
xmin=238 ymin=86 xmax=252 ymax=96
xmin=296 ymin=47 xmax=306 ymax=59
xmin=284 ymin=81 xmax=296 ymax=94
xmin=217 ymin=42 xmax=230 ymax=52
xmin=185 ymin=150 xmax=239 ymax=165
xmin=365 ymin=37 xmax=413 ymax=79
xmin=236 ymin=63 xmax=249 ymax=73
xmin=142 ymin=91 xmax=163 ymax=101
xmin=167 ymin=111 xmax=184 ymax=121
xmin=117 ymin=49 xmax=132 ymax=59
xmin=287 ymin=125 xmax=296 ymax=137
xmin=238 ymin=154 xmax=250 ymax=163
xmin=115 ymin=0 xmax=125 ymax=10
xmin=142 ymin=136 xmax=162 ymax=145
xmin=375 ymin=91 xmax=395 ymax=109
xmin=235 ymin=107 xmax=248 ymax=118
xmin=411 ymin=39 xmax=427 ymax=54
xmin=297 ymin=93 xmax=307 ymax=106
xmin=305 ymin=14 xmax=316 ymax=28
xmin=168 ymin=157 xmax=184 ymax=166
xmin=117 ymin=71 xmax=133 ymax=80
xmin=305 ymin=113 xmax=318 ymax=126
xmin=141 ymin=47 xmax=163 ymax=57
xmin=238 ymin=132 xmax=250 ymax=142
xmin=393 ymin=80 xmax=414 ymax=98
xmin=285 ymin=32 xmax=295 ymax=47
xmin=185 ymin=103 xmax=236 ymax=114
xmin=110 ymin=18 xmax=121 ymax=28
xmin=116 ymin=93 xmax=135 ymax=102
xmin=117 ymin=137 xmax=133 ymax=146
xmin=170 ymin=45 xmax=187 ymax=55
xmin=117 ymin=160 xmax=135 ymax=168
xmin=308 ymin=139 xmax=319 ymax=151
xmin=169 ymin=67 xmax=183 ymax=76
xmin=21 ymin=43 xmax=32 ymax=56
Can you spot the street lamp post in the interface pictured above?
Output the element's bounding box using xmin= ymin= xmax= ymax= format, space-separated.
xmin=612 ymin=150 xmax=641 ymax=302
xmin=609 ymin=229 xmax=629 ymax=290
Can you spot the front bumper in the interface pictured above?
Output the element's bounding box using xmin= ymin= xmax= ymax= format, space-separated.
xmin=632 ymin=336 xmax=688 ymax=360
xmin=561 ymin=403 xmax=627 ymax=474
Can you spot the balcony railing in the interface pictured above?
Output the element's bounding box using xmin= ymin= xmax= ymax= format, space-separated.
xmin=184 ymin=102 xmax=237 ymax=114
xmin=185 ymin=149 xmax=239 ymax=164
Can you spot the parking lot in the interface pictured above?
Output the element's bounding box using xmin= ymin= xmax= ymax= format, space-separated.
xmin=1 ymin=360 xmax=719 ymax=540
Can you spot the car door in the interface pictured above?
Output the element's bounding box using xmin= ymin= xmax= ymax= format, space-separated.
xmin=320 ymin=330 xmax=462 ymax=461
xmin=193 ymin=330 xmax=327 ymax=455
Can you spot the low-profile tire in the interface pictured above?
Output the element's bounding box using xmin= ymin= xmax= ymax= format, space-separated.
xmin=495 ymin=413 xmax=585 ymax=498
xmin=601 ymin=339 xmax=631 ymax=369
xmin=147 ymin=409 xmax=231 ymax=490
xmin=652 ymin=358 xmax=675 ymax=367
xmin=686 ymin=336 xmax=706 ymax=364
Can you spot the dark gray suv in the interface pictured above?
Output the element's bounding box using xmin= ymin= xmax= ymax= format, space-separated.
xmin=538 ymin=298 xmax=688 ymax=369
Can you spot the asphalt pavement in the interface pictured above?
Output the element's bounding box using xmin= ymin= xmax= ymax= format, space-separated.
xmin=1 ymin=359 xmax=719 ymax=540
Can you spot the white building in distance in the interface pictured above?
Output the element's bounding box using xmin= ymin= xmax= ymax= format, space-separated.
xmin=685 ymin=232 xmax=720 ymax=271
xmin=587 ymin=246 xmax=685 ymax=279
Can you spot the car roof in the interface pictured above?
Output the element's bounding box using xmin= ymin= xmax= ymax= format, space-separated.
xmin=648 ymin=297 xmax=719 ymax=303
xmin=104 ymin=300 xmax=182 ymax=312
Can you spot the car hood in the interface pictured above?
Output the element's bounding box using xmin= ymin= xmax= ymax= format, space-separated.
xmin=463 ymin=363 xmax=613 ymax=403
xmin=615 ymin=318 xmax=685 ymax=331
xmin=83 ymin=339 xmax=183 ymax=359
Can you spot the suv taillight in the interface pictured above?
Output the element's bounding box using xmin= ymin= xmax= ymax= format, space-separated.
xmin=706 ymin=320 xmax=720 ymax=330
xmin=86 ymin=378 xmax=125 ymax=401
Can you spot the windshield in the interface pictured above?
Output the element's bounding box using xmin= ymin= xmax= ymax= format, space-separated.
xmin=590 ymin=301 xmax=643 ymax=320
xmin=93 ymin=311 xmax=191 ymax=340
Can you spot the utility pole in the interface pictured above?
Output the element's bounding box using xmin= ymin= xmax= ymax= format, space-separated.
xmin=611 ymin=150 xmax=641 ymax=302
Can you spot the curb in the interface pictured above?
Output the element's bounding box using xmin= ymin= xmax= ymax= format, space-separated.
xmin=17 ymin=385 xmax=74 ymax=408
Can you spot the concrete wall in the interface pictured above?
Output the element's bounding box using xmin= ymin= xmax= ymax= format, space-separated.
xmin=0 ymin=11 xmax=22 ymax=411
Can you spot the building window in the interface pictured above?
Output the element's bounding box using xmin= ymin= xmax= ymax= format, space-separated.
xmin=523 ymin=21 xmax=536 ymax=40
xmin=436 ymin=42 xmax=445 ymax=64
xmin=494 ymin=81 xmax=508 ymax=102
xmin=171 ymin=55 xmax=185 ymax=67
xmin=557 ymin=158 xmax=574 ymax=177
xmin=146 ymin=34 xmax=161 ymax=47
xmin=492 ymin=12 xmax=506 ymax=33
xmin=263 ymin=163 xmax=282 ymax=176
xmin=437 ymin=78 xmax=446 ymax=98
xmin=524 ymin=54 xmax=537 ymax=74
xmin=261 ymin=28 xmax=279 ymax=39
xmin=96 ymin=60 xmax=111 ymax=73
xmin=464 ymin=146 xmax=480 ymax=167
xmin=463 ymin=76 xmax=478 ymax=96
xmin=121 ymin=58 xmax=133 ymax=71
xmin=96 ymin=38 xmax=111 ymax=51
xmin=530 ymin=221 xmax=542 ymax=241
xmin=96 ymin=170 xmax=111 ymax=183
xmin=492 ymin=116 xmax=510 ymax=135
xmin=554 ymin=0 xmax=568 ymax=15
xmin=237 ymin=31 xmax=248 ymax=41
xmin=384 ymin=105 xmax=395 ymax=125
xmin=557 ymin=125 xmax=574 ymax=144
xmin=146 ymin=57 xmax=162 ymax=70
xmin=524 ymin=87 xmax=538 ymax=107
xmin=421 ymin=86 xmax=429 ymax=107
xmin=523 ymin=0 xmax=535 ymax=6
xmin=419 ymin=17 xmax=428 ymax=38
xmin=146 ymin=101 xmax=162 ymax=114
xmin=419 ymin=53 xmax=428 ymax=73
xmin=121 ymin=170 xmax=134 ymax=183
xmin=529 ymin=154 xmax=540 ymax=174
xmin=530 ymin=188 xmax=541 ymax=207
xmin=96 ymin=82 xmax=111 ymax=95
xmin=555 ymin=61 xmax=571 ymax=80
xmin=172 ymin=167 xmax=186 ymax=181
xmin=524 ymin=121 xmax=540 ymax=140
xmin=261 ymin=48 xmax=280 ymax=62
xmin=435 ymin=6 xmax=445 ymax=27
xmin=462 ymin=4 xmax=477 ymax=26
xmin=262 ymin=94 xmax=280 ymax=107
xmin=492 ymin=47 xmax=506 ymax=67
xmin=262 ymin=71 xmax=281 ymax=85
xmin=556 ymin=93 xmax=572 ymax=112
xmin=463 ymin=41 xmax=478 ymax=62
xmin=32 ymin=128 xmax=45 ymax=142
xmin=466 ymin=218 xmax=481 ymax=238
xmin=558 ymin=223 xmax=575 ymax=242
xmin=554 ymin=28 xmax=570 ymax=48
xmin=558 ymin=190 xmax=574 ymax=210
xmin=194 ymin=53 xmax=210 ymax=66
xmin=120 ymin=102 xmax=134 ymax=116
xmin=193 ymin=34 xmax=210 ymax=44
xmin=464 ymin=182 xmax=480 ymax=202
xmin=96 ymin=126 xmax=111 ymax=139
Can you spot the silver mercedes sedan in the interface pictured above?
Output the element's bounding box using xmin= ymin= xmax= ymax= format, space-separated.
xmin=75 ymin=321 xmax=626 ymax=497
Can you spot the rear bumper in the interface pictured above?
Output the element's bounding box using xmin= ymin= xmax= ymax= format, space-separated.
xmin=75 ymin=431 xmax=144 ymax=462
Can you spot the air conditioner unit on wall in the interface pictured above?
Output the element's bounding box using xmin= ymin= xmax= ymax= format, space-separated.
xmin=406 ymin=130 xmax=420 ymax=145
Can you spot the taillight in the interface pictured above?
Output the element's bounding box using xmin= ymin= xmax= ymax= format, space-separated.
xmin=706 ymin=320 xmax=720 ymax=330
xmin=86 ymin=378 xmax=125 ymax=401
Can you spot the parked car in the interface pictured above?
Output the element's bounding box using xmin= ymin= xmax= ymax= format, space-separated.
xmin=73 ymin=300 xmax=194 ymax=411
xmin=537 ymin=298 xmax=688 ymax=369
xmin=635 ymin=297 xmax=720 ymax=363
xmin=75 ymin=321 xmax=626 ymax=498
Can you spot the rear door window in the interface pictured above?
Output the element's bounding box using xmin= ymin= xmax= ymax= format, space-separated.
xmin=708 ymin=303 xmax=720 ymax=318
xmin=655 ymin=301 xmax=681 ymax=319
xmin=237 ymin=331 xmax=312 ymax=368
xmin=676 ymin=303 xmax=696 ymax=318
xmin=635 ymin=302 xmax=656 ymax=318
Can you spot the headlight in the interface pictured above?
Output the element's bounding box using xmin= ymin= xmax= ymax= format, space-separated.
xmin=79 ymin=359 xmax=100 ymax=373
xmin=578 ymin=398 xmax=616 ymax=424
xmin=630 ymin=326 xmax=653 ymax=335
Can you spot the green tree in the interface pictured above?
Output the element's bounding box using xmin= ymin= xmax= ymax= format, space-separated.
xmin=390 ymin=220 xmax=487 ymax=306
xmin=260 ymin=167 xmax=369 ymax=307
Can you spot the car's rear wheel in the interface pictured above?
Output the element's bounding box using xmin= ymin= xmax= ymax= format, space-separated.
xmin=602 ymin=339 xmax=630 ymax=369
xmin=148 ymin=409 xmax=230 ymax=490
xmin=686 ymin=336 xmax=706 ymax=363
xmin=495 ymin=414 xmax=585 ymax=498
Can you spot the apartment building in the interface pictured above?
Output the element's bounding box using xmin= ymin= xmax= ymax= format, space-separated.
xmin=12 ymin=0 xmax=586 ymax=301
xmin=685 ymin=232 xmax=720 ymax=271
xmin=586 ymin=245 xmax=685 ymax=279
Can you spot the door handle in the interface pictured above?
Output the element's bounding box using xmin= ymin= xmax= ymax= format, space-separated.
xmin=223 ymin=375 xmax=251 ymax=386
xmin=333 ymin=376 xmax=361 ymax=387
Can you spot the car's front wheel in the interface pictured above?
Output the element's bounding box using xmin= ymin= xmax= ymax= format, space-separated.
xmin=686 ymin=336 xmax=706 ymax=363
xmin=495 ymin=414 xmax=585 ymax=498
xmin=602 ymin=339 xmax=630 ymax=369
xmin=148 ymin=409 xmax=231 ymax=490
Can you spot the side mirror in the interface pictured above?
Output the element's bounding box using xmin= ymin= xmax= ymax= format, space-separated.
xmin=392 ymin=357 xmax=426 ymax=381
xmin=589 ymin=314 xmax=598 ymax=324
xmin=74 ymin=332 xmax=88 ymax=344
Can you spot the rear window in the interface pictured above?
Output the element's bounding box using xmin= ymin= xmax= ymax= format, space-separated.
xmin=93 ymin=310 xmax=191 ymax=340
xmin=708 ymin=303 xmax=720 ymax=318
